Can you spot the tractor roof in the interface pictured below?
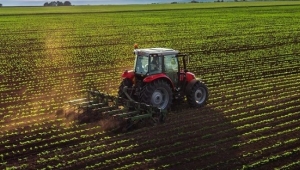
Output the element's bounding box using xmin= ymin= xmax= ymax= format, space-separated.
xmin=134 ymin=48 xmax=179 ymax=56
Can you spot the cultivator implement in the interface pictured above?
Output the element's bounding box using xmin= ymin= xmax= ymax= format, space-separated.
xmin=66 ymin=89 xmax=167 ymax=131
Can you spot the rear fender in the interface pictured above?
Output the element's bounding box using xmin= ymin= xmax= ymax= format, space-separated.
xmin=186 ymin=72 xmax=196 ymax=82
xmin=143 ymin=73 xmax=175 ymax=89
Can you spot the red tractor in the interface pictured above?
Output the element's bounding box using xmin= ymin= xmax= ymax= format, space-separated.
xmin=66 ymin=44 xmax=209 ymax=129
xmin=118 ymin=45 xmax=209 ymax=110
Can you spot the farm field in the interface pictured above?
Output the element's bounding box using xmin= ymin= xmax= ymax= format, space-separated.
xmin=1 ymin=2 xmax=300 ymax=170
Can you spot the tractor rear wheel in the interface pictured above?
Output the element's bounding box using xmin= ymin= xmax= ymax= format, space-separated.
xmin=118 ymin=78 xmax=133 ymax=99
xmin=140 ymin=79 xmax=172 ymax=110
xmin=187 ymin=81 xmax=208 ymax=107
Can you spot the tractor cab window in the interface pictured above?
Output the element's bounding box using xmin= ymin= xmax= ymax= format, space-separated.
xmin=149 ymin=54 xmax=162 ymax=74
xmin=164 ymin=54 xmax=179 ymax=85
xmin=164 ymin=55 xmax=178 ymax=73
xmin=134 ymin=55 xmax=148 ymax=75
xmin=134 ymin=54 xmax=162 ymax=75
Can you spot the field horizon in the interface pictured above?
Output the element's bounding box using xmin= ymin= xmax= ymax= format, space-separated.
xmin=1 ymin=1 xmax=300 ymax=15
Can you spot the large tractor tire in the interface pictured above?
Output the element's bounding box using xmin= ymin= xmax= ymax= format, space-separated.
xmin=118 ymin=78 xmax=133 ymax=99
xmin=187 ymin=81 xmax=208 ymax=107
xmin=139 ymin=79 xmax=173 ymax=110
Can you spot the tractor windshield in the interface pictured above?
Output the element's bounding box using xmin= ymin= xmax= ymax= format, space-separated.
xmin=134 ymin=55 xmax=149 ymax=75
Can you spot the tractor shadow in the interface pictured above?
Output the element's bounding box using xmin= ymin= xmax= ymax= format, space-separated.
xmin=144 ymin=101 xmax=245 ymax=169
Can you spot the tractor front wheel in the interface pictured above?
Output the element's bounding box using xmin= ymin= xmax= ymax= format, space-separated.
xmin=187 ymin=81 xmax=208 ymax=107
xmin=140 ymin=79 xmax=172 ymax=110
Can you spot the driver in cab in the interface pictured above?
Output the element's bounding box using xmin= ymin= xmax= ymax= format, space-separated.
xmin=150 ymin=56 xmax=160 ymax=71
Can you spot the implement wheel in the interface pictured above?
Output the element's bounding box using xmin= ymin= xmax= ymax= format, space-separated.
xmin=140 ymin=79 xmax=172 ymax=110
xmin=187 ymin=81 xmax=208 ymax=107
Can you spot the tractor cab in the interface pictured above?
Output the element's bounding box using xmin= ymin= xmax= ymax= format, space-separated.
xmin=134 ymin=48 xmax=178 ymax=74
xmin=133 ymin=47 xmax=192 ymax=89
xmin=119 ymin=44 xmax=208 ymax=110
xmin=134 ymin=48 xmax=183 ymax=87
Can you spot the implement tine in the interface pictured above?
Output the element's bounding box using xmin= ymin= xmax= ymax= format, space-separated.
xmin=66 ymin=98 xmax=87 ymax=105
xmin=87 ymin=90 xmax=116 ymax=104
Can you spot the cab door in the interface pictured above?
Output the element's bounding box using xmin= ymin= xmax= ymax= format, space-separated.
xmin=164 ymin=55 xmax=179 ymax=86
